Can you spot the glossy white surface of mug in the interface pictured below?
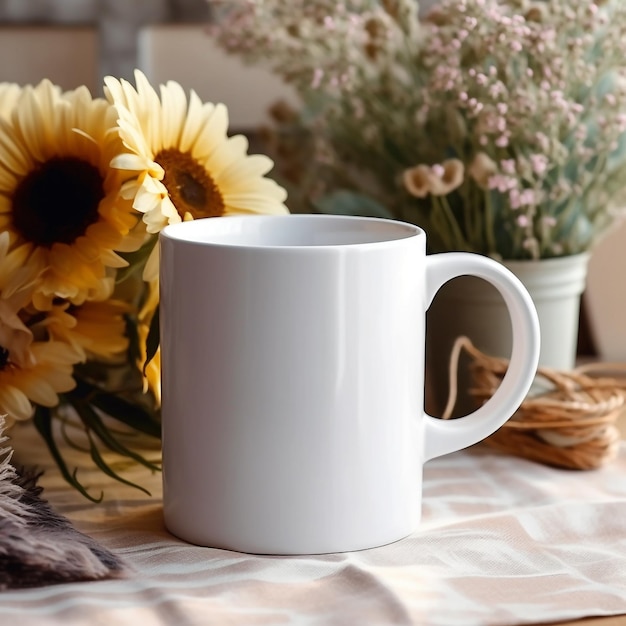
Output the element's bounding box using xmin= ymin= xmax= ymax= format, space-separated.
xmin=159 ymin=215 xmax=540 ymax=554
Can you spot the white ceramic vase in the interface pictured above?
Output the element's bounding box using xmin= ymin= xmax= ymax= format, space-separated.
xmin=425 ymin=253 xmax=590 ymax=417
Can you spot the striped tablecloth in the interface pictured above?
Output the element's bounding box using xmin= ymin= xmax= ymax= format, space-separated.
xmin=2 ymin=421 xmax=626 ymax=626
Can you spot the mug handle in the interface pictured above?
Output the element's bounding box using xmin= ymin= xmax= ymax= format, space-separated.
xmin=423 ymin=252 xmax=541 ymax=462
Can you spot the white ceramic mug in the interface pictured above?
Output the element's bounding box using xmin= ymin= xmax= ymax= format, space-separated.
xmin=159 ymin=214 xmax=540 ymax=554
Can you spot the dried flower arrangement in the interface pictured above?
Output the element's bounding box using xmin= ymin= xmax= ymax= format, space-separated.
xmin=212 ymin=0 xmax=626 ymax=259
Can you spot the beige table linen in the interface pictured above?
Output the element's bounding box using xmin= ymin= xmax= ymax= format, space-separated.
xmin=1 ymin=421 xmax=626 ymax=626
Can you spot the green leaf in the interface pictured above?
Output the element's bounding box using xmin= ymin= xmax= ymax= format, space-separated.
xmin=33 ymin=406 xmax=103 ymax=503
xmin=68 ymin=395 xmax=160 ymax=474
xmin=144 ymin=306 xmax=160 ymax=376
xmin=92 ymin=394 xmax=161 ymax=439
xmin=74 ymin=378 xmax=161 ymax=439
xmin=312 ymin=190 xmax=394 ymax=219
xmin=85 ymin=430 xmax=152 ymax=497
xmin=124 ymin=312 xmax=142 ymax=366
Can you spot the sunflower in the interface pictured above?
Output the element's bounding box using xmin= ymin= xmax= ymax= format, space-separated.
xmin=104 ymin=70 xmax=289 ymax=241
xmin=0 ymin=340 xmax=79 ymax=424
xmin=0 ymin=79 xmax=142 ymax=310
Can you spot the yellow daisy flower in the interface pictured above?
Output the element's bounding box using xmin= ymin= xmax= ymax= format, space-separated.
xmin=0 ymin=79 xmax=142 ymax=309
xmin=104 ymin=69 xmax=289 ymax=238
xmin=0 ymin=340 xmax=79 ymax=424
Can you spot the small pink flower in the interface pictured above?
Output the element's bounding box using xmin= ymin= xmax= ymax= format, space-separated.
xmin=431 ymin=164 xmax=445 ymax=178
xmin=530 ymin=154 xmax=549 ymax=175
xmin=542 ymin=216 xmax=557 ymax=227
xmin=311 ymin=68 xmax=324 ymax=89
xmin=519 ymin=189 xmax=537 ymax=206
xmin=509 ymin=189 xmax=521 ymax=209
xmin=488 ymin=173 xmax=517 ymax=193
xmin=501 ymin=159 xmax=516 ymax=174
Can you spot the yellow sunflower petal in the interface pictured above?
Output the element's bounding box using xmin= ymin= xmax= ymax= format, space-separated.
xmin=110 ymin=152 xmax=152 ymax=172
xmin=99 ymin=248 xmax=128 ymax=268
xmin=217 ymin=154 xmax=276 ymax=185
xmin=0 ymin=123 xmax=31 ymax=177
xmin=225 ymin=198 xmax=289 ymax=214
xmin=181 ymin=95 xmax=224 ymax=154
xmin=133 ymin=182 xmax=166 ymax=214
xmin=201 ymin=134 xmax=250 ymax=175
xmin=0 ymin=82 xmax=21 ymax=120
xmin=19 ymin=376 xmax=60 ymax=406
xmin=142 ymin=245 xmax=160 ymax=282
xmin=0 ymin=384 xmax=34 ymax=421
xmin=160 ymin=80 xmax=188 ymax=148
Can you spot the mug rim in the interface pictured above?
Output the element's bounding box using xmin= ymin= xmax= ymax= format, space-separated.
xmin=160 ymin=214 xmax=424 ymax=249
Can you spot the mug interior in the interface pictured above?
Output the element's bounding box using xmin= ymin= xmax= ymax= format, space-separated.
xmin=161 ymin=214 xmax=421 ymax=247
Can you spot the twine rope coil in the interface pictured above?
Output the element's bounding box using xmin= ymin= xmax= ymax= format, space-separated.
xmin=442 ymin=336 xmax=626 ymax=470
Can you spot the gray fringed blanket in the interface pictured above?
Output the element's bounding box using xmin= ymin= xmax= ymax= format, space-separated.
xmin=0 ymin=417 xmax=126 ymax=590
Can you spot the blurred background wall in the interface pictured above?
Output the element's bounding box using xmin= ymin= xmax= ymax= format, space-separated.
xmin=0 ymin=0 xmax=439 ymax=87
xmin=0 ymin=0 xmax=211 ymax=84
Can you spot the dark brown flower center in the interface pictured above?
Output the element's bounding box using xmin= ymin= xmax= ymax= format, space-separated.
xmin=155 ymin=148 xmax=225 ymax=219
xmin=12 ymin=156 xmax=104 ymax=247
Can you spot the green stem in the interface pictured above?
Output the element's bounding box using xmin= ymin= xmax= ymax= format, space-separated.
xmin=33 ymin=407 xmax=103 ymax=503
xmin=433 ymin=194 xmax=471 ymax=251
xmin=484 ymin=189 xmax=498 ymax=256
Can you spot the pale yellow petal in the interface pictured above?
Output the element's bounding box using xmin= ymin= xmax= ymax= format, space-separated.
xmin=142 ymin=243 xmax=160 ymax=282
xmin=0 ymin=82 xmax=21 ymax=120
xmin=159 ymin=80 xmax=188 ymax=148
xmin=0 ymin=385 xmax=34 ymax=421
xmin=20 ymin=377 xmax=59 ymax=406
xmin=133 ymin=182 xmax=166 ymax=214
xmin=110 ymin=152 xmax=152 ymax=172
xmin=216 ymin=153 xmax=275 ymax=186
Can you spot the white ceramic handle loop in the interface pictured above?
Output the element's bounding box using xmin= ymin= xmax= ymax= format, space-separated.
xmin=423 ymin=253 xmax=540 ymax=462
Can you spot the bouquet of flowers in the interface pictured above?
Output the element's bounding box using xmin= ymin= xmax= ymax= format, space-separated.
xmin=0 ymin=70 xmax=288 ymax=499
xmin=212 ymin=0 xmax=626 ymax=259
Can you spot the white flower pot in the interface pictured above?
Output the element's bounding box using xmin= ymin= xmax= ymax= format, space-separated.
xmin=425 ymin=253 xmax=590 ymax=417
